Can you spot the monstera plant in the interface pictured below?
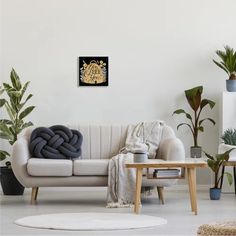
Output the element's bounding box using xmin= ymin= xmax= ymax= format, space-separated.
xmin=173 ymin=86 xmax=215 ymax=158
xmin=0 ymin=68 xmax=35 ymax=195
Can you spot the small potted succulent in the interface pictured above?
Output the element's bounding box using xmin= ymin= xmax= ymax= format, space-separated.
xmin=218 ymin=128 xmax=236 ymax=160
xmin=204 ymin=149 xmax=233 ymax=200
xmin=173 ymin=86 xmax=215 ymax=158
xmin=213 ymin=45 xmax=236 ymax=92
xmin=0 ymin=69 xmax=35 ymax=195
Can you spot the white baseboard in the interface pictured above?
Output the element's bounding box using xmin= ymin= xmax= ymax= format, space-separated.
xmin=20 ymin=184 xmax=210 ymax=193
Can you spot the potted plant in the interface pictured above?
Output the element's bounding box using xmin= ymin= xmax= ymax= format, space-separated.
xmin=218 ymin=128 xmax=236 ymax=160
xmin=204 ymin=149 xmax=233 ymax=200
xmin=173 ymin=86 xmax=215 ymax=158
xmin=213 ymin=45 xmax=236 ymax=92
xmin=0 ymin=68 xmax=35 ymax=195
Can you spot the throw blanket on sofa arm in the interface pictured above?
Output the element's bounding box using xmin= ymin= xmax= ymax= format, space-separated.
xmin=29 ymin=125 xmax=83 ymax=159
xmin=107 ymin=120 xmax=164 ymax=208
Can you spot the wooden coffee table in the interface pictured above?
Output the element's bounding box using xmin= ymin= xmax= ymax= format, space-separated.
xmin=125 ymin=158 xmax=207 ymax=215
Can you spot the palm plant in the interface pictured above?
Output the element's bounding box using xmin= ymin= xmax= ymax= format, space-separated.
xmin=221 ymin=128 xmax=236 ymax=146
xmin=213 ymin=45 xmax=236 ymax=80
xmin=0 ymin=68 xmax=35 ymax=163
xmin=205 ymin=149 xmax=233 ymax=189
xmin=173 ymin=86 xmax=215 ymax=147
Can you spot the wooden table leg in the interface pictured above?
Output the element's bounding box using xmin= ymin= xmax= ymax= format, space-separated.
xmin=134 ymin=168 xmax=143 ymax=214
xmin=187 ymin=167 xmax=197 ymax=215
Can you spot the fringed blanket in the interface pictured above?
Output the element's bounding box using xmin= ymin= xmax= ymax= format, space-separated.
xmin=107 ymin=120 xmax=164 ymax=208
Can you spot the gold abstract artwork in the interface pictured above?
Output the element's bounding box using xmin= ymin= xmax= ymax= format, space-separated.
xmin=79 ymin=57 xmax=108 ymax=86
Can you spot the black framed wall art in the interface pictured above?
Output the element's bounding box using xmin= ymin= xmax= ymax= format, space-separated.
xmin=78 ymin=57 xmax=109 ymax=86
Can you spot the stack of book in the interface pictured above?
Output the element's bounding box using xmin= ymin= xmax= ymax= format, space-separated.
xmin=153 ymin=168 xmax=180 ymax=178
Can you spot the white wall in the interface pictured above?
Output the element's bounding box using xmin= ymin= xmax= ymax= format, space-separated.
xmin=1 ymin=0 xmax=236 ymax=184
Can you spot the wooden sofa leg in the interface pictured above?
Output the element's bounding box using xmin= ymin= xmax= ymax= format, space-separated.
xmin=31 ymin=187 xmax=39 ymax=204
xmin=157 ymin=187 xmax=165 ymax=204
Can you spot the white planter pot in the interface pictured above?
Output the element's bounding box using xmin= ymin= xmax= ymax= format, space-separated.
xmin=218 ymin=143 xmax=236 ymax=161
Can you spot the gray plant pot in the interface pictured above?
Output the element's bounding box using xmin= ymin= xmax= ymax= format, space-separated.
xmin=133 ymin=151 xmax=148 ymax=163
xmin=190 ymin=146 xmax=202 ymax=158
xmin=226 ymin=80 xmax=236 ymax=92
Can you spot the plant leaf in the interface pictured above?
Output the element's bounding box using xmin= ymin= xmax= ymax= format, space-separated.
xmin=224 ymin=172 xmax=233 ymax=185
xmin=0 ymin=132 xmax=13 ymax=140
xmin=20 ymin=81 xmax=30 ymax=101
xmin=19 ymin=106 xmax=35 ymax=120
xmin=21 ymin=121 xmax=34 ymax=130
xmin=199 ymin=118 xmax=216 ymax=126
xmin=198 ymin=126 xmax=204 ymax=132
xmin=213 ymin=59 xmax=229 ymax=75
xmin=173 ymin=109 xmax=192 ymax=120
xmin=203 ymin=151 xmax=214 ymax=160
xmin=200 ymin=99 xmax=216 ymax=110
xmin=177 ymin=123 xmax=193 ymax=133
xmin=0 ymin=119 xmax=13 ymax=125
xmin=3 ymin=83 xmax=12 ymax=91
xmin=18 ymin=94 xmax=33 ymax=111
xmin=4 ymin=102 xmax=15 ymax=121
xmin=0 ymin=99 xmax=6 ymax=107
xmin=0 ymin=150 xmax=10 ymax=161
xmin=185 ymin=86 xmax=203 ymax=111
xmin=0 ymin=88 xmax=5 ymax=96
xmin=0 ymin=123 xmax=13 ymax=138
xmin=10 ymin=68 xmax=22 ymax=90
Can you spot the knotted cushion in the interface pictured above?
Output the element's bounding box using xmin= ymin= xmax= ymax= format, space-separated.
xmin=29 ymin=125 xmax=83 ymax=159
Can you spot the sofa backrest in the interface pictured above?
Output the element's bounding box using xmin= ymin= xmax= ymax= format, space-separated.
xmin=23 ymin=124 xmax=176 ymax=159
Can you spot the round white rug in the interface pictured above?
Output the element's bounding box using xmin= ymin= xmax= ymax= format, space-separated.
xmin=15 ymin=213 xmax=167 ymax=231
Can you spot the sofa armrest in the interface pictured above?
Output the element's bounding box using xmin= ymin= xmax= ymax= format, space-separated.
xmin=11 ymin=136 xmax=31 ymax=187
xmin=157 ymin=138 xmax=185 ymax=161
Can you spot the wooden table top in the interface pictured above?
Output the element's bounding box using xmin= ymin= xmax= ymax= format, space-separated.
xmin=223 ymin=161 xmax=236 ymax=166
xmin=125 ymin=158 xmax=208 ymax=168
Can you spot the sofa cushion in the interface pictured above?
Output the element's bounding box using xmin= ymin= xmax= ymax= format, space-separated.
xmin=73 ymin=159 xmax=109 ymax=176
xmin=27 ymin=158 xmax=73 ymax=176
xmin=29 ymin=125 xmax=83 ymax=160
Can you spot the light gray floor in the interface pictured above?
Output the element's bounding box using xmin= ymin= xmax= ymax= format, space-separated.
xmin=0 ymin=187 xmax=235 ymax=236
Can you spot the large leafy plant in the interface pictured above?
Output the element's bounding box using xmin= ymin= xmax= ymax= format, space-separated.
xmin=213 ymin=45 xmax=236 ymax=80
xmin=173 ymin=86 xmax=215 ymax=147
xmin=0 ymin=69 xmax=35 ymax=163
xmin=205 ymin=149 xmax=233 ymax=189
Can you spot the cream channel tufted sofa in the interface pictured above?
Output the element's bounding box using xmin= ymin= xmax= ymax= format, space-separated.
xmin=12 ymin=124 xmax=185 ymax=204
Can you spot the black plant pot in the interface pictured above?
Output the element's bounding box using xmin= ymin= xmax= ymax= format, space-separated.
xmin=0 ymin=167 xmax=24 ymax=195
xmin=209 ymin=187 xmax=221 ymax=200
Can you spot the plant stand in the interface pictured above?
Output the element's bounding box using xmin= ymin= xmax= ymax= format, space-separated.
xmin=220 ymin=161 xmax=236 ymax=194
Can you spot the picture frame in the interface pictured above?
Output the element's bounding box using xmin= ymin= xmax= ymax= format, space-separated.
xmin=78 ymin=56 xmax=109 ymax=86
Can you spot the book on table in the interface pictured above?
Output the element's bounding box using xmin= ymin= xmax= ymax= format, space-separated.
xmin=153 ymin=168 xmax=180 ymax=177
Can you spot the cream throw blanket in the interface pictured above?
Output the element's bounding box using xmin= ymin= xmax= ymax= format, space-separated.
xmin=107 ymin=120 xmax=164 ymax=208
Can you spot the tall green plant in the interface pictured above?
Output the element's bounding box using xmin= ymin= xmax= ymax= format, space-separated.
xmin=204 ymin=149 xmax=233 ymax=188
xmin=213 ymin=45 xmax=236 ymax=80
xmin=173 ymin=86 xmax=215 ymax=147
xmin=0 ymin=69 xmax=35 ymax=162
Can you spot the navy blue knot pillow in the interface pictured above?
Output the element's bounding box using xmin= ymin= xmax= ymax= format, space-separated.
xmin=29 ymin=125 xmax=83 ymax=159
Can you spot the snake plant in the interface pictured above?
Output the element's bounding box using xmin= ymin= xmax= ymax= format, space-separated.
xmin=0 ymin=69 xmax=35 ymax=162
xmin=173 ymin=86 xmax=215 ymax=147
